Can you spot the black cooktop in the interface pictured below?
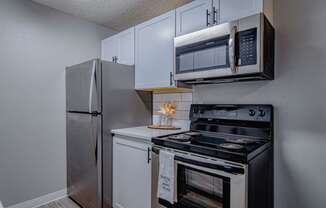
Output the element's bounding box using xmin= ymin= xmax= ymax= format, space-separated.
xmin=152 ymin=104 xmax=274 ymax=163
xmin=152 ymin=131 xmax=271 ymax=163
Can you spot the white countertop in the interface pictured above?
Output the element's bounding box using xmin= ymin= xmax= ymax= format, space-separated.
xmin=111 ymin=126 xmax=188 ymax=141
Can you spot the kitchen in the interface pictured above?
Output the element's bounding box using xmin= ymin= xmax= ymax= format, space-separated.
xmin=0 ymin=0 xmax=325 ymax=208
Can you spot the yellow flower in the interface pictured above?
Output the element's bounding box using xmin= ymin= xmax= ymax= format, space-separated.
xmin=158 ymin=102 xmax=177 ymax=117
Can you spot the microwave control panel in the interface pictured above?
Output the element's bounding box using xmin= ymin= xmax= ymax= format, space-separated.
xmin=237 ymin=28 xmax=257 ymax=66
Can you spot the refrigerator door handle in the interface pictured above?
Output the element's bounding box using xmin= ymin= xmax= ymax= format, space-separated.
xmin=95 ymin=134 xmax=98 ymax=164
xmin=93 ymin=114 xmax=99 ymax=165
xmin=89 ymin=60 xmax=97 ymax=113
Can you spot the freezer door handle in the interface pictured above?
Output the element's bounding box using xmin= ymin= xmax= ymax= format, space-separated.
xmin=89 ymin=60 xmax=97 ymax=113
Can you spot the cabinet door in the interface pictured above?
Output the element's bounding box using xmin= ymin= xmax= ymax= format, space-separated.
xmin=219 ymin=0 xmax=262 ymax=23
xmin=118 ymin=27 xmax=135 ymax=65
xmin=176 ymin=0 xmax=213 ymax=36
xmin=102 ymin=35 xmax=119 ymax=62
xmin=135 ymin=10 xmax=176 ymax=89
xmin=113 ymin=137 xmax=151 ymax=208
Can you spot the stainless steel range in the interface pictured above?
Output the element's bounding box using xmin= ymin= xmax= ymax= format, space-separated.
xmin=152 ymin=104 xmax=273 ymax=208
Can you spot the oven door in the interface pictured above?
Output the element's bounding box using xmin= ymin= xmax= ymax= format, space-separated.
xmin=152 ymin=148 xmax=247 ymax=208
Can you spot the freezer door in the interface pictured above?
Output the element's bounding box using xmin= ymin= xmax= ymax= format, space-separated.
xmin=67 ymin=112 xmax=102 ymax=208
xmin=66 ymin=59 xmax=102 ymax=113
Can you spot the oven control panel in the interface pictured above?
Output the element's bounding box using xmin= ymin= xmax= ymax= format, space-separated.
xmin=190 ymin=104 xmax=273 ymax=122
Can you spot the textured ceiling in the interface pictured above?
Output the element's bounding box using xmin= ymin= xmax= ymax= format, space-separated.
xmin=32 ymin=0 xmax=192 ymax=31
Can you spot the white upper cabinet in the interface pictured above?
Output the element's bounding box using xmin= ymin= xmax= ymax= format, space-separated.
xmin=176 ymin=0 xmax=214 ymax=36
xmin=219 ymin=0 xmax=262 ymax=23
xmin=135 ymin=10 xmax=176 ymax=89
xmin=101 ymin=27 xmax=135 ymax=65
xmin=102 ymin=35 xmax=119 ymax=63
xmin=117 ymin=27 xmax=135 ymax=65
xmin=113 ymin=136 xmax=151 ymax=208
xmin=176 ymin=0 xmax=273 ymax=36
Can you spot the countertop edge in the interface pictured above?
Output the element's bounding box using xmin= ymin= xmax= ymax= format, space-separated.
xmin=111 ymin=130 xmax=151 ymax=141
xmin=111 ymin=126 xmax=189 ymax=142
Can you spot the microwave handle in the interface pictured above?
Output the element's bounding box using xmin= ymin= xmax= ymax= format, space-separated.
xmin=229 ymin=26 xmax=237 ymax=74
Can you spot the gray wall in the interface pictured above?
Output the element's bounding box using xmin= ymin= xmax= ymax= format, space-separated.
xmin=0 ymin=0 xmax=115 ymax=206
xmin=193 ymin=0 xmax=326 ymax=207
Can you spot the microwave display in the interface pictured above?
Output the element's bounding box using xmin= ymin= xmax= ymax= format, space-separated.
xmin=175 ymin=28 xmax=258 ymax=75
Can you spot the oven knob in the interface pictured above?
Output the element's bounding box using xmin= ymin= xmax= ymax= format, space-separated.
xmin=248 ymin=109 xmax=256 ymax=117
xmin=259 ymin=109 xmax=266 ymax=117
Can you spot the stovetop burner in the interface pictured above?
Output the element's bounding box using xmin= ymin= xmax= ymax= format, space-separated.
xmin=219 ymin=143 xmax=244 ymax=150
xmin=184 ymin=132 xmax=202 ymax=137
xmin=224 ymin=138 xmax=259 ymax=145
xmin=168 ymin=134 xmax=192 ymax=142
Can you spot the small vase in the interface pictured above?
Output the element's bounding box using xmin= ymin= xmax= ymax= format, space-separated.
xmin=161 ymin=116 xmax=173 ymax=127
xmin=153 ymin=115 xmax=162 ymax=126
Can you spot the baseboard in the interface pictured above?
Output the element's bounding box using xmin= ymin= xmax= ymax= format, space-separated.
xmin=7 ymin=189 xmax=67 ymax=208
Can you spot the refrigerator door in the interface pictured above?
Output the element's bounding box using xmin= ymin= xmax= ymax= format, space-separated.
xmin=101 ymin=61 xmax=152 ymax=208
xmin=66 ymin=59 xmax=102 ymax=113
xmin=67 ymin=112 xmax=102 ymax=208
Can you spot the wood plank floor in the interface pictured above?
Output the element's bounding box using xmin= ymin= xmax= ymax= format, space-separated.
xmin=38 ymin=198 xmax=80 ymax=208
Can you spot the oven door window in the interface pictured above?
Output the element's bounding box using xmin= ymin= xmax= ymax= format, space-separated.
xmin=176 ymin=164 xmax=230 ymax=208
xmin=175 ymin=36 xmax=230 ymax=74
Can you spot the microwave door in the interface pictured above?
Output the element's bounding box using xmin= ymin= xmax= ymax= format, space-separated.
xmin=174 ymin=22 xmax=239 ymax=81
xmin=175 ymin=37 xmax=232 ymax=81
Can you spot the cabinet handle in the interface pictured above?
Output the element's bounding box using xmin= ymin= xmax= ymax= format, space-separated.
xmin=206 ymin=9 xmax=211 ymax=26
xmin=213 ymin=7 xmax=219 ymax=24
xmin=170 ymin=72 xmax=174 ymax=86
xmin=147 ymin=147 xmax=151 ymax=164
xmin=112 ymin=56 xmax=118 ymax=63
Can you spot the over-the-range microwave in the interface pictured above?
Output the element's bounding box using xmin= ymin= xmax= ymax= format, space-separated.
xmin=174 ymin=13 xmax=275 ymax=84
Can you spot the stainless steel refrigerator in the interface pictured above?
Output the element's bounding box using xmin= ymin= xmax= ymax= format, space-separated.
xmin=66 ymin=59 xmax=152 ymax=208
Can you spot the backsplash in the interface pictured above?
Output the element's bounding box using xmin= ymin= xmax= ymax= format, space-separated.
xmin=153 ymin=92 xmax=193 ymax=128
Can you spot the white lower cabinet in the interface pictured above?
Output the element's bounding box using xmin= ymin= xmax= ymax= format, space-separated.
xmin=113 ymin=136 xmax=151 ymax=208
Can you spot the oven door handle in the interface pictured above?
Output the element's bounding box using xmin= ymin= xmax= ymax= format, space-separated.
xmin=174 ymin=156 xmax=244 ymax=175
xmin=152 ymin=147 xmax=245 ymax=175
